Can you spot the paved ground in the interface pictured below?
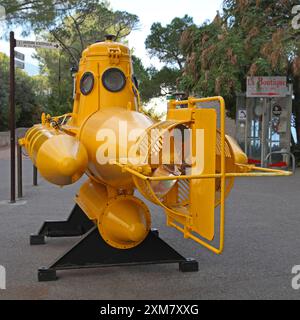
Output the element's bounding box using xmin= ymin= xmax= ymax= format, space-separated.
xmin=0 ymin=154 xmax=300 ymax=300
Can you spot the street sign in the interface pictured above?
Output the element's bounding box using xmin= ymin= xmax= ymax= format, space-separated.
xmin=14 ymin=51 xmax=25 ymax=61
xmin=15 ymin=60 xmax=25 ymax=69
xmin=16 ymin=40 xmax=60 ymax=50
xmin=247 ymin=77 xmax=288 ymax=98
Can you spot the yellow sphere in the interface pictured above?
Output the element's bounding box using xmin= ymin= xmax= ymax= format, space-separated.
xmin=80 ymin=107 xmax=153 ymax=188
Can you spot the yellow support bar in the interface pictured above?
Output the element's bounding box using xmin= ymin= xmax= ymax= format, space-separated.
xmin=116 ymin=96 xmax=292 ymax=255
xmin=116 ymin=162 xmax=292 ymax=180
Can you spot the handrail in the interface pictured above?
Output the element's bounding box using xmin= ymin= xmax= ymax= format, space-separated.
xmin=265 ymin=151 xmax=296 ymax=174
xmin=116 ymin=96 xmax=292 ymax=255
xmin=115 ymin=162 xmax=292 ymax=181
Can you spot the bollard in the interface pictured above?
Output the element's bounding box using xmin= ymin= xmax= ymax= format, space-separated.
xmin=17 ymin=144 xmax=23 ymax=198
xmin=33 ymin=165 xmax=38 ymax=186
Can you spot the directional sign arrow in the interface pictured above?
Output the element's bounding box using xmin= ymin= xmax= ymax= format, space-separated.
xmin=15 ymin=60 xmax=25 ymax=69
xmin=16 ymin=40 xmax=60 ymax=50
xmin=252 ymin=92 xmax=280 ymax=97
xmin=14 ymin=50 xmax=25 ymax=61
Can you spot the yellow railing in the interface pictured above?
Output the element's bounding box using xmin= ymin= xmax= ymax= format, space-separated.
xmin=115 ymin=96 xmax=292 ymax=255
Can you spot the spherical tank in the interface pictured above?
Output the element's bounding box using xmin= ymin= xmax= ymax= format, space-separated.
xmin=80 ymin=107 xmax=153 ymax=188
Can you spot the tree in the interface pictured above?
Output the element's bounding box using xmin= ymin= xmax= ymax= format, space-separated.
xmin=132 ymin=56 xmax=181 ymax=102
xmin=146 ymin=15 xmax=195 ymax=70
xmin=180 ymin=0 xmax=300 ymax=131
xmin=132 ymin=56 xmax=154 ymax=102
xmin=1 ymin=1 xmax=140 ymax=116
xmin=138 ymin=15 xmax=195 ymax=101
xmin=180 ymin=14 xmax=240 ymax=117
xmin=0 ymin=53 xmax=41 ymax=130
xmin=2 ymin=1 xmax=140 ymax=64
xmin=34 ymin=48 xmax=74 ymax=115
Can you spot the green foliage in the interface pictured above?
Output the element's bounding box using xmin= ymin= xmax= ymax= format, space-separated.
xmin=34 ymin=48 xmax=74 ymax=115
xmin=1 ymin=1 xmax=140 ymax=117
xmin=136 ymin=15 xmax=194 ymax=102
xmin=0 ymin=53 xmax=41 ymax=131
xmin=132 ymin=56 xmax=181 ymax=102
xmin=132 ymin=55 xmax=154 ymax=102
xmin=180 ymin=1 xmax=300 ymax=121
xmin=146 ymin=15 xmax=195 ymax=70
xmin=153 ymin=67 xmax=181 ymax=95
xmin=2 ymin=1 xmax=139 ymax=63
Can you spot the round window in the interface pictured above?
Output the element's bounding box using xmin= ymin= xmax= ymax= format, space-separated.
xmin=80 ymin=72 xmax=94 ymax=95
xmin=102 ymin=68 xmax=126 ymax=92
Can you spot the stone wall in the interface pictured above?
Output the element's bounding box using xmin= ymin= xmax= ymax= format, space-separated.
xmin=0 ymin=128 xmax=28 ymax=148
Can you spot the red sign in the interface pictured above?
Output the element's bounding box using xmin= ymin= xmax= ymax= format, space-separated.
xmin=247 ymin=77 xmax=288 ymax=98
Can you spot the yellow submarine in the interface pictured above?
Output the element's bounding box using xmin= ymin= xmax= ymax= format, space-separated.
xmin=19 ymin=35 xmax=291 ymax=281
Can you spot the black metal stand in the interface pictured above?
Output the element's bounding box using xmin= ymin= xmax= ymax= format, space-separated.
xmin=30 ymin=205 xmax=94 ymax=245
xmin=38 ymin=226 xmax=199 ymax=281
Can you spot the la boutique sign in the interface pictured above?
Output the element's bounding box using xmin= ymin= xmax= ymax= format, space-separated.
xmin=246 ymin=77 xmax=288 ymax=98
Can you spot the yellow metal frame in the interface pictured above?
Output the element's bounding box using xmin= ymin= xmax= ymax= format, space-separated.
xmin=20 ymin=34 xmax=293 ymax=255
xmin=116 ymin=96 xmax=292 ymax=255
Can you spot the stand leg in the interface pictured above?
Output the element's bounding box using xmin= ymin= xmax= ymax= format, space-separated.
xmin=30 ymin=205 xmax=94 ymax=245
xmin=38 ymin=226 xmax=199 ymax=281
xmin=179 ymin=258 xmax=199 ymax=273
xmin=38 ymin=267 xmax=57 ymax=282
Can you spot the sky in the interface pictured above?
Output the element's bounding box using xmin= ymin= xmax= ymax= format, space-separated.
xmin=109 ymin=0 xmax=223 ymax=68
xmin=0 ymin=0 xmax=223 ymax=75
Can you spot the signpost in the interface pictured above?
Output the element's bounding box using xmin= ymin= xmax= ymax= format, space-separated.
xmin=9 ymin=31 xmax=16 ymax=203
xmin=8 ymin=34 xmax=59 ymax=203
xmin=16 ymin=40 xmax=59 ymax=50
xmin=246 ymin=77 xmax=288 ymax=98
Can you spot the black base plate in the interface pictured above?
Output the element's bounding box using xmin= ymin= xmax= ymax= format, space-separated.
xmin=30 ymin=205 xmax=94 ymax=245
xmin=30 ymin=234 xmax=45 ymax=245
xmin=38 ymin=226 xmax=198 ymax=281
